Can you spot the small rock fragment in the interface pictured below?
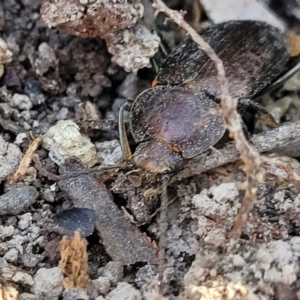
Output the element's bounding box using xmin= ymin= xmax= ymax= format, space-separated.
xmin=54 ymin=208 xmax=96 ymax=237
xmin=62 ymin=288 xmax=89 ymax=300
xmin=12 ymin=271 xmax=34 ymax=286
xmin=43 ymin=120 xmax=99 ymax=167
xmin=10 ymin=93 xmax=32 ymax=111
xmin=18 ymin=213 xmax=33 ymax=230
xmin=209 ymin=182 xmax=239 ymax=202
xmin=4 ymin=248 xmax=18 ymax=263
xmin=106 ymin=282 xmax=142 ymax=300
xmin=19 ymin=293 xmax=37 ymax=300
xmin=200 ymin=0 xmax=285 ymax=30
xmin=24 ymin=76 xmax=45 ymax=105
xmin=256 ymin=241 xmax=297 ymax=285
xmin=0 ymin=225 xmax=14 ymax=240
xmin=33 ymin=267 xmax=64 ymax=300
xmin=95 ymin=140 xmax=122 ymax=166
xmin=102 ymin=261 xmax=123 ymax=285
xmin=59 ymin=159 xmax=158 ymax=265
xmin=34 ymin=43 xmax=58 ymax=77
xmin=22 ymin=250 xmax=43 ymax=268
xmin=41 ymin=0 xmax=143 ymax=38
xmin=106 ymin=24 xmax=160 ymax=73
xmin=0 ymin=186 xmax=39 ymax=215
xmin=14 ymin=133 xmax=28 ymax=145
xmin=30 ymin=43 xmax=63 ymax=94
xmin=40 ymin=0 xmax=159 ymax=72
xmin=92 ymin=276 xmax=111 ymax=295
xmin=0 ymin=135 xmax=22 ymax=181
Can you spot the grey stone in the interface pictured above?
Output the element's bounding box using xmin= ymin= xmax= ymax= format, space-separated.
xmin=33 ymin=267 xmax=63 ymax=300
xmin=106 ymin=282 xmax=142 ymax=300
xmin=0 ymin=186 xmax=39 ymax=215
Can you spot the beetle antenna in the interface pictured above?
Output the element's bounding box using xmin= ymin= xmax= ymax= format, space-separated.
xmin=158 ymin=174 xmax=170 ymax=293
xmin=118 ymin=100 xmax=134 ymax=161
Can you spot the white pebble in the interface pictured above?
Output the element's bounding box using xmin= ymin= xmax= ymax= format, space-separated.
xmin=0 ymin=225 xmax=14 ymax=240
xmin=33 ymin=267 xmax=63 ymax=300
xmin=106 ymin=282 xmax=142 ymax=300
xmin=11 ymin=93 xmax=32 ymax=110
xmin=43 ymin=120 xmax=99 ymax=167
xmin=18 ymin=213 xmax=33 ymax=230
xmin=4 ymin=248 xmax=19 ymax=263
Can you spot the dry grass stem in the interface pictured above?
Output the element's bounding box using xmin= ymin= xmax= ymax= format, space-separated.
xmin=152 ymin=0 xmax=263 ymax=240
xmin=10 ymin=137 xmax=42 ymax=182
xmin=59 ymin=231 xmax=90 ymax=290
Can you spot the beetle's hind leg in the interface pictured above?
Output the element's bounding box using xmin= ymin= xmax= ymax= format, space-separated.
xmin=150 ymin=28 xmax=171 ymax=75
xmin=158 ymin=174 xmax=170 ymax=293
xmin=118 ymin=100 xmax=134 ymax=161
xmin=239 ymin=98 xmax=278 ymax=128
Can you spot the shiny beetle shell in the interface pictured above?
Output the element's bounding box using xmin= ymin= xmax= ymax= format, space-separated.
xmin=130 ymin=86 xmax=226 ymax=159
xmin=155 ymin=21 xmax=290 ymax=100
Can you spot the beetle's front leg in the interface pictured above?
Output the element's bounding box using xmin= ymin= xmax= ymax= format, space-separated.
xmin=239 ymin=97 xmax=278 ymax=128
xmin=118 ymin=100 xmax=134 ymax=161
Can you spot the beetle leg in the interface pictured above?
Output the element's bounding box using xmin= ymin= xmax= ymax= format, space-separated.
xmin=150 ymin=57 xmax=160 ymax=74
xmin=150 ymin=28 xmax=171 ymax=76
xmin=158 ymin=174 xmax=170 ymax=291
xmin=239 ymin=98 xmax=278 ymax=127
xmin=255 ymin=60 xmax=300 ymax=98
xmin=118 ymin=100 xmax=134 ymax=161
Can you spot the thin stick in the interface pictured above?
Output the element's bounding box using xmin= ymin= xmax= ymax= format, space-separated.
xmin=152 ymin=0 xmax=263 ymax=240
xmin=10 ymin=137 xmax=42 ymax=182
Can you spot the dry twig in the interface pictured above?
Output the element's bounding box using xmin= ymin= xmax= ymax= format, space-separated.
xmin=152 ymin=0 xmax=262 ymax=240
xmin=10 ymin=137 xmax=42 ymax=182
xmin=59 ymin=231 xmax=90 ymax=289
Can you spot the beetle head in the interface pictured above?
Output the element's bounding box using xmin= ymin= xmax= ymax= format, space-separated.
xmin=133 ymin=139 xmax=183 ymax=174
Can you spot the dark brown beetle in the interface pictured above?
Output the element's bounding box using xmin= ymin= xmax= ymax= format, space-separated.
xmin=119 ymin=86 xmax=226 ymax=174
xmin=119 ymin=20 xmax=300 ymax=174
xmin=153 ymin=20 xmax=295 ymax=121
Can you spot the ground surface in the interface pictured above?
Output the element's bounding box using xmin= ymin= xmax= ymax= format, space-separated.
xmin=1 ymin=1 xmax=300 ymax=300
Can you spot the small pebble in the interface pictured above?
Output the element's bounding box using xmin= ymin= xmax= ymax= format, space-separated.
xmin=92 ymin=276 xmax=111 ymax=295
xmin=18 ymin=213 xmax=33 ymax=230
xmin=232 ymin=254 xmax=245 ymax=267
xmin=63 ymin=288 xmax=89 ymax=300
xmin=12 ymin=271 xmax=34 ymax=286
xmin=0 ymin=186 xmax=39 ymax=215
xmin=14 ymin=133 xmax=28 ymax=145
xmin=53 ymin=207 xmax=96 ymax=237
xmin=43 ymin=120 xmax=99 ymax=167
xmin=19 ymin=293 xmax=37 ymax=300
xmin=209 ymin=269 xmax=217 ymax=277
xmin=4 ymin=248 xmax=18 ymax=263
xmin=102 ymin=261 xmax=124 ymax=285
xmin=0 ymin=135 xmax=22 ymax=181
xmin=106 ymin=282 xmax=142 ymax=300
xmin=95 ymin=140 xmax=122 ymax=165
xmin=11 ymin=93 xmax=33 ymax=110
xmin=33 ymin=267 xmax=63 ymax=300
xmin=0 ymin=225 xmax=14 ymax=240
xmin=42 ymin=188 xmax=55 ymax=202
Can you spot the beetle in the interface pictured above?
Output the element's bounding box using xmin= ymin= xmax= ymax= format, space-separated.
xmin=118 ymin=86 xmax=226 ymax=174
xmin=153 ymin=20 xmax=299 ymax=124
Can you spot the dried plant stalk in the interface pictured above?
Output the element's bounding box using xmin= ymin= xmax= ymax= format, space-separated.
xmin=152 ymin=0 xmax=263 ymax=240
xmin=0 ymin=279 xmax=18 ymax=300
xmin=10 ymin=137 xmax=42 ymax=182
xmin=59 ymin=231 xmax=90 ymax=289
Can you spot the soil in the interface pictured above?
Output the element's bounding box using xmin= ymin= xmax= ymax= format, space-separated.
xmin=1 ymin=1 xmax=300 ymax=300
